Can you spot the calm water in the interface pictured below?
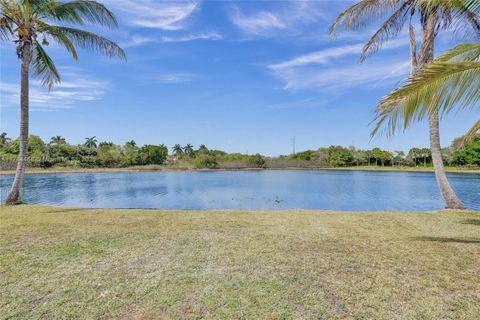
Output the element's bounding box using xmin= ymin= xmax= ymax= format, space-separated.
xmin=0 ymin=170 xmax=478 ymax=211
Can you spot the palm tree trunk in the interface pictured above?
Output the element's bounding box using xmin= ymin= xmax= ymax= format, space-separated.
xmin=6 ymin=42 xmax=31 ymax=205
xmin=429 ymin=111 xmax=464 ymax=209
xmin=417 ymin=13 xmax=464 ymax=209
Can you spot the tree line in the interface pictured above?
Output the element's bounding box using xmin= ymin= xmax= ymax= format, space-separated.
xmin=1 ymin=133 xmax=478 ymax=169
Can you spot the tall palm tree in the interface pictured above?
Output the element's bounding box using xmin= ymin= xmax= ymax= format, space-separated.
xmin=125 ymin=140 xmax=136 ymax=148
xmin=0 ymin=132 xmax=11 ymax=147
xmin=49 ymin=135 xmax=66 ymax=145
xmin=183 ymin=144 xmax=194 ymax=157
xmin=331 ymin=0 xmax=479 ymax=209
xmin=373 ymin=42 xmax=480 ymax=148
xmin=1 ymin=0 xmax=125 ymax=204
xmin=84 ymin=136 xmax=98 ymax=149
xmin=172 ymin=144 xmax=183 ymax=157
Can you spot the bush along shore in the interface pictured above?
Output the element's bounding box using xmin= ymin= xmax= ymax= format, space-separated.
xmin=1 ymin=133 xmax=480 ymax=171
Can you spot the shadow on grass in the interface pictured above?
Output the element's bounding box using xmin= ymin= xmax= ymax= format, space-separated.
xmin=461 ymin=219 xmax=480 ymax=226
xmin=415 ymin=236 xmax=480 ymax=244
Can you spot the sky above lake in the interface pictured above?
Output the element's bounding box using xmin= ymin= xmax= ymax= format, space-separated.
xmin=0 ymin=0 xmax=478 ymax=156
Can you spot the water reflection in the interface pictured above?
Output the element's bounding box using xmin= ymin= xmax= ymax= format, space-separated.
xmin=0 ymin=170 xmax=478 ymax=211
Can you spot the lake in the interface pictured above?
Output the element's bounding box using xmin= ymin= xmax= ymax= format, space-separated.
xmin=0 ymin=170 xmax=478 ymax=211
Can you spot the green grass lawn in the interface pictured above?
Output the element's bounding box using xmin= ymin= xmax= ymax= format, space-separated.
xmin=1 ymin=206 xmax=479 ymax=319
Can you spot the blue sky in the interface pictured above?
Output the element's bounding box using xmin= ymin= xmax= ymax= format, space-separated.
xmin=0 ymin=0 xmax=478 ymax=156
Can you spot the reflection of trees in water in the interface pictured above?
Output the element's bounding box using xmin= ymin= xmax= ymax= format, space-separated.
xmin=23 ymin=175 xmax=68 ymax=205
xmin=82 ymin=174 xmax=97 ymax=205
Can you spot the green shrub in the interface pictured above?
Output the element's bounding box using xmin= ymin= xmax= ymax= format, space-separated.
xmin=195 ymin=154 xmax=218 ymax=169
xmin=247 ymin=153 xmax=267 ymax=168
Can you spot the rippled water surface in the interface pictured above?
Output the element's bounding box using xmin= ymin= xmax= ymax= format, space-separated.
xmin=0 ymin=170 xmax=478 ymax=211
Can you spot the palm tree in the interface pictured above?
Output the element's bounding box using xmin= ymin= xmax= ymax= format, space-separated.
xmin=98 ymin=141 xmax=114 ymax=147
xmin=183 ymin=144 xmax=194 ymax=157
xmin=331 ymin=0 xmax=478 ymax=209
xmin=49 ymin=135 xmax=66 ymax=145
xmin=1 ymin=0 xmax=125 ymax=205
xmin=84 ymin=136 xmax=98 ymax=149
xmin=172 ymin=144 xmax=183 ymax=157
xmin=374 ymin=43 xmax=480 ymax=147
xmin=125 ymin=140 xmax=136 ymax=148
xmin=0 ymin=132 xmax=11 ymax=147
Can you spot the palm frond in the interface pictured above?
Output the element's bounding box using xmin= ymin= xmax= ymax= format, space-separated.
xmin=44 ymin=25 xmax=126 ymax=60
xmin=0 ymin=16 xmax=13 ymax=40
xmin=32 ymin=39 xmax=61 ymax=88
xmin=39 ymin=0 xmax=118 ymax=28
xmin=456 ymin=120 xmax=480 ymax=148
xmin=38 ymin=21 xmax=78 ymax=60
xmin=330 ymin=0 xmax=401 ymax=35
xmin=372 ymin=44 xmax=480 ymax=137
xmin=464 ymin=0 xmax=480 ymax=12
xmin=360 ymin=1 xmax=414 ymax=61
xmin=436 ymin=43 xmax=480 ymax=61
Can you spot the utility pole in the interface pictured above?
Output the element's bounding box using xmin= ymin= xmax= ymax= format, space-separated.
xmin=293 ymin=136 xmax=296 ymax=156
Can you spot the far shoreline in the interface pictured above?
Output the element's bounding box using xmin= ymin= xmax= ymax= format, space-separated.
xmin=1 ymin=165 xmax=479 ymax=175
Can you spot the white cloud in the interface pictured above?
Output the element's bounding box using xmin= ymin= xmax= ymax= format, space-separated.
xmin=268 ymin=37 xmax=411 ymax=91
xmin=155 ymin=73 xmax=196 ymax=84
xmin=272 ymin=61 xmax=411 ymax=91
xmin=162 ymin=31 xmax=222 ymax=43
xmin=121 ymin=31 xmax=222 ymax=48
xmin=102 ymin=0 xmax=198 ymax=30
xmin=230 ymin=1 xmax=329 ymax=37
xmin=231 ymin=8 xmax=286 ymax=35
xmin=0 ymin=70 xmax=110 ymax=111
xmin=270 ymin=38 xmax=409 ymax=71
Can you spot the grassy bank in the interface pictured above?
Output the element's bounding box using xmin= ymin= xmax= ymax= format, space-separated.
xmin=1 ymin=206 xmax=479 ymax=319
xmin=0 ymin=164 xmax=479 ymax=175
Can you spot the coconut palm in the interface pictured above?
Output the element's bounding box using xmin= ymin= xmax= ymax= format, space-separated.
xmin=373 ymin=43 xmax=480 ymax=148
xmin=49 ymin=135 xmax=66 ymax=145
xmin=0 ymin=132 xmax=11 ymax=147
xmin=183 ymin=144 xmax=194 ymax=157
xmin=172 ymin=144 xmax=183 ymax=157
xmin=125 ymin=140 xmax=136 ymax=148
xmin=331 ymin=0 xmax=479 ymax=209
xmin=1 ymin=0 xmax=125 ymax=205
xmin=84 ymin=136 xmax=98 ymax=149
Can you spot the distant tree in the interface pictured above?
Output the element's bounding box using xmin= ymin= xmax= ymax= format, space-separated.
xmin=247 ymin=153 xmax=267 ymax=168
xmin=122 ymin=141 xmax=139 ymax=167
xmin=393 ymin=150 xmax=405 ymax=166
xmin=50 ymin=135 xmax=66 ymax=145
xmin=183 ymin=144 xmax=194 ymax=157
xmin=453 ymin=136 xmax=480 ymax=166
xmin=139 ymin=145 xmax=168 ymax=165
xmin=84 ymin=137 xmax=98 ymax=149
xmin=352 ymin=150 xmax=369 ymax=166
xmin=195 ymin=153 xmax=218 ymax=169
xmin=98 ymin=141 xmax=114 ymax=148
xmin=0 ymin=132 xmax=11 ymax=147
xmin=371 ymin=148 xmax=383 ymax=166
xmin=125 ymin=140 xmax=136 ymax=147
xmin=96 ymin=144 xmax=121 ymax=167
xmin=407 ymin=148 xmax=420 ymax=166
xmin=419 ymin=148 xmax=432 ymax=167
xmin=292 ymin=150 xmax=314 ymax=161
xmin=172 ymin=144 xmax=183 ymax=157
xmin=327 ymin=146 xmax=353 ymax=167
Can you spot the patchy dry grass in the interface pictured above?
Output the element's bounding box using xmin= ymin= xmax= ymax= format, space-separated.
xmin=1 ymin=206 xmax=479 ymax=319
